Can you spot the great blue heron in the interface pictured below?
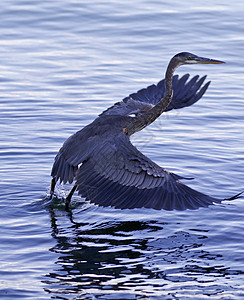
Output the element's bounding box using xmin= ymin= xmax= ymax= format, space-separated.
xmin=50 ymin=52 xmax=241 ymax=211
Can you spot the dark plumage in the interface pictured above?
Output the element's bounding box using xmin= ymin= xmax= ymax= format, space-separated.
xmin=50 ymin=52 xmax=241 ymax=211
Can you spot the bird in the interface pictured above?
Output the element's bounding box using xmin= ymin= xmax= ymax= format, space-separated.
xmin=50 ymin=52 xmax=241 ymax=211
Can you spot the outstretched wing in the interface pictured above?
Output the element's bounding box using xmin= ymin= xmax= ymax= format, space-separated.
xmin=122 ymin=74 xmax=210 ymax=111
xmin=75 ymin=132 xmax=223 ymax=211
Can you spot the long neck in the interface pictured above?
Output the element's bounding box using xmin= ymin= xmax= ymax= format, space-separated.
xmin=125 ymin=57 xmax=178 ymax=136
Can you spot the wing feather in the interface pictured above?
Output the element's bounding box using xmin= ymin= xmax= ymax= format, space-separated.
xmin=74 ymin=132 xmax=224 ymax=211
xmin=122 ymin=73 xmax=210 ymax=112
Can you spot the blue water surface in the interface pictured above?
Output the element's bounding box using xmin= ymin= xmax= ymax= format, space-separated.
xmin=0 ymin=1 xmax=243 ymax=299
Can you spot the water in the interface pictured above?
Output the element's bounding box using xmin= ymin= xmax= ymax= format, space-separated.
xmin=0 ymin=0 xmax=243 ymax=299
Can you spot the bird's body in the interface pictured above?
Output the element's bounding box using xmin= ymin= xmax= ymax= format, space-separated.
xmin=50 ymin=52 xmax=241 ymax=211
xmin=52 ymin=114 xmax=131 ymax=185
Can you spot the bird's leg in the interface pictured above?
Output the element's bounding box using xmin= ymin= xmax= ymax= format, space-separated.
xmin=65 ymin=184 xmax=77 ymax=211
xmin=49 ymin=177 xmax=56 ymax=199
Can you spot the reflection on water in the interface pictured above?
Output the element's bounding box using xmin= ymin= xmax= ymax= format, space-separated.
xmin=43 ymin=202 xmax=243 ymax=299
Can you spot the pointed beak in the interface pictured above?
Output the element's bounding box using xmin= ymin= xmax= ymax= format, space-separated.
xmin=197 ymin=56 xmax=225 ymax=64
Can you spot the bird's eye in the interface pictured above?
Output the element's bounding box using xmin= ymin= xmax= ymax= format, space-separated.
xmin=187 ymin=56 xmax=192 ymax=60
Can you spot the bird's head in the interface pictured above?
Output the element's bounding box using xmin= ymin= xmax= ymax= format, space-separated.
xmin=173 ymin=52 xmax=225 ymax=66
